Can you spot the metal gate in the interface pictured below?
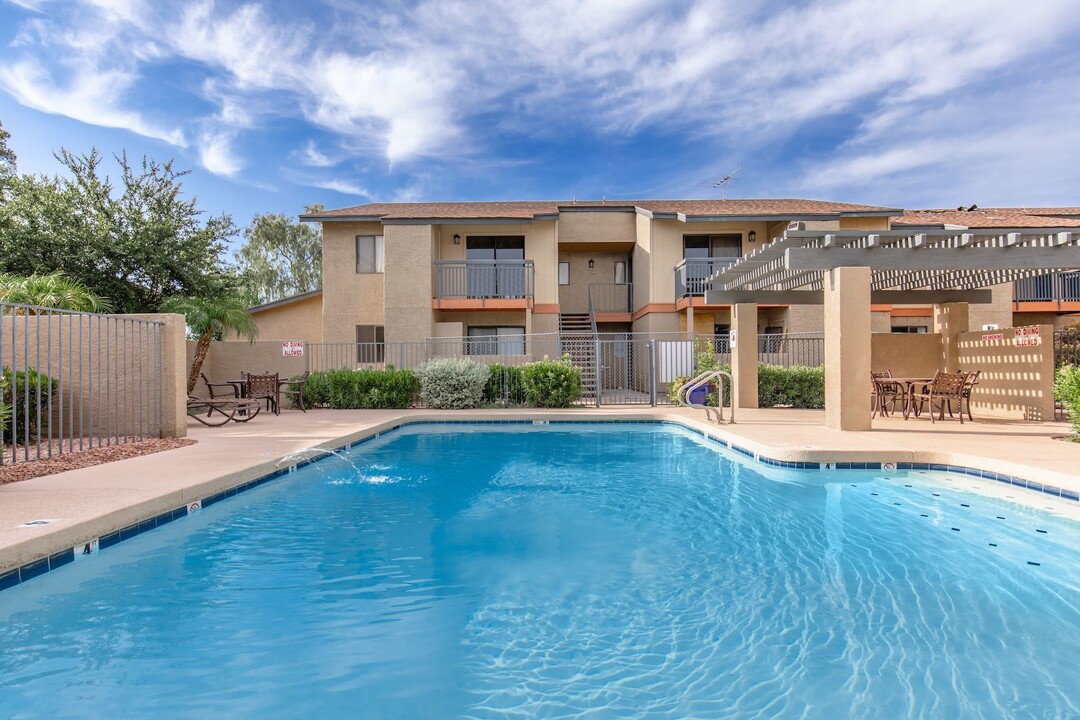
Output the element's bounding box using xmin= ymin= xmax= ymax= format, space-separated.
xmin=595 ymin=334 xmax=670 ymax=406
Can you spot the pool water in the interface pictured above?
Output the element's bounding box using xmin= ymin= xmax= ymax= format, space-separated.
xmin=1 ymin=423 xmax=1078 ymax=719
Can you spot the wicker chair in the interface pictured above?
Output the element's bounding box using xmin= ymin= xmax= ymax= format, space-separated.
xmin=913 ymin=371 xmax=967 ymax=423
xmin=871 ymin=370 xmax=903 ymax=418
xmin=246 ymin=372 xmax=281 ymax=415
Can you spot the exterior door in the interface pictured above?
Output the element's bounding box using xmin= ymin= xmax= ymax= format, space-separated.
xmin=467 ymin=236 xmax=525 ymax=297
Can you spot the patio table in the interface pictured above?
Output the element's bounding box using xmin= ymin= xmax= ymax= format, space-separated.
xmin=884 ymin=377 xmax=936 ymax=420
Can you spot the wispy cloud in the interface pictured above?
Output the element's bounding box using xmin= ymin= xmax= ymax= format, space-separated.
xmin=1 ymin=0 xmax=1079 ymax=205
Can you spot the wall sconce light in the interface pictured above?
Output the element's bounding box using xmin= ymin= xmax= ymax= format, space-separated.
xmin=453 ymin=234 xmax=461 ymax=245
xmin=588 ymin=259 xmax=595 ymax=269
xmin=748 ymin=231 xmax=757 ymax=243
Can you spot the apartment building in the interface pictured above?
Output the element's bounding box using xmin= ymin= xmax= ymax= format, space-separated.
xmin=287 ymin=199 xmax=900 ymax=348
xmin=241 ymin=200 xmax=1079 ymax=353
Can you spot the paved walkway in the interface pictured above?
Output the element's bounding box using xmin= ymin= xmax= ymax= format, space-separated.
xmin=2 ymin=406 xmax=1079 ymax=573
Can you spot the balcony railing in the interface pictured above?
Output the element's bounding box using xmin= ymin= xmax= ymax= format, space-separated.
xmin=1013 ymin=271 xmax=1080 ymax=303
xmin=588 ymin=283 xmax=633 ymax=314
xmin=675 ymin=256 xmax=740 ymax=297
xmin=434 ymin=260 xmax=535 ymax=300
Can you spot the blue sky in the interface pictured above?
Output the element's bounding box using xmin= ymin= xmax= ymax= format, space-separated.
xmin=2 ymin=0 xmax=1079 ymax=250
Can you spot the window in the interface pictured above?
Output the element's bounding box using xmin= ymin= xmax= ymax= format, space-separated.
xmin=466 ymin=236 xmax=526 ymax=297
xmin=614 ymin=261 xmax=627 ymax=284
xmin=356 ymin=324 xmax=385 ymax=363
xmin=713 ymin=323 xmax=731 ymax=353
xmin=466 ymin=326 xmax=525 ymax=356
xmin=356 ymin=235 xmax=385 ymax=273
xmin=559 ymin=262 xmax=570 ymax=286
xmin=892 ymin=326 xmax=929 ymax=334
xmin=683 ymin=234 xmax=742 ymax=260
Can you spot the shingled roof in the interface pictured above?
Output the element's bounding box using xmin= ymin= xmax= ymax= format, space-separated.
xmin=895 ymin=207 xmax=1080 ymax=229
xmin=301 ymin=198 xmax=901 ymax=222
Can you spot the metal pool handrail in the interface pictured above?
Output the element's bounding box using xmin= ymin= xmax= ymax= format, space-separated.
xmin=678 ymin=370 xmax=734 ymax=424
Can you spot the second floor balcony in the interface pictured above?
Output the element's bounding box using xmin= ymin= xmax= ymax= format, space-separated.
xmin=1013 ymin=271 xmax=1080 ymax=304
xmin=433 ymin=260 xmax=535 ymax=306
xmin=675 ymin=256 xmax=740 ymax=298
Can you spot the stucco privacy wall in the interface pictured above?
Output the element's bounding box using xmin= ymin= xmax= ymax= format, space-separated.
xmin=956 ymin=324 xmax=1056 ymax=421
xmin=871 ymin=333 xmax=943 ymax=378
xmin=321 ymin=220 xmax=385 ymax=343
xmin=2 ymin=313 xmax=186 ymax=440
xmin=189 ymin=341 xmax=308 ymax=398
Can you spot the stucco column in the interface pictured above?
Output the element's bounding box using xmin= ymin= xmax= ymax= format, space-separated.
xmin=731 ymin=303 xmax=758 ymax=409
xmin=686 ymin=296 xmax=694 ymax=338
xmin=933 ymin=302 xmax=969 ymax=372
xmin=824 ymin=267 xmax=871 ymax=431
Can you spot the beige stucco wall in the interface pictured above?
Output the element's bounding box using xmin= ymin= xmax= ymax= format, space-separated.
xmin=839 ymin=216 xmax=891 ymax=231
xmin=557 ymin=251 xmax=630 ymax=313
xmin=383 ymin=224 xmax=435 ymax=344
xmin=871 ymin=332 xmax=943 ymax=378
xmin=321 ymin=221 xmax=385 ymax=343
xmin=967 ymin=283 xmax=1013 ymax=331
xmin=1015 ymin=312 xmax=1080 ymax=330
xmin=870 ymin=311 xmax=892 ymax=333
xmin=956 ymin=324 xmax=1055 ymax=420
xmin=632 ymin=213 xmax=653 ymax=313
xmin=229 ymin=295 xmax=323 ymax=342
xmin=648 ymin=219 xmax=770 ymax=305
xmin=557 ymin=210 xmax=636 ymax=245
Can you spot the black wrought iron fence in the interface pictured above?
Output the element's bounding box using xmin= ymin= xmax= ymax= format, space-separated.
xmin=1 ymin=302 xmax=164 ymax=465
xmin=1054 ymin=326 xmax=1080 ymax=368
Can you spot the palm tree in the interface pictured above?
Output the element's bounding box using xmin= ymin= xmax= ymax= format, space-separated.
xmin=161 ymin=296 xmax=259 ymax=393
xmin=0 ymin=272 xmax=113 ymax=313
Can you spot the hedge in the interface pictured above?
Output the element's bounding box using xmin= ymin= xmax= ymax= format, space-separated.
xmin=520 ymin=355 xmax=582 ymax=408
xmin=300 ymin=368 xmax=418 ymax=409
xmin=1054 ymin=364 xmax=1080 ymax=440
xmin=668 ymin=364 xmax=824 ymax=409
xmin=484 ymin=363 xmax=527 ymax=405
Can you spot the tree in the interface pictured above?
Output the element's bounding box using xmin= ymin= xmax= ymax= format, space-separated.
xmin=0 ymin=144 xmax=238 ymax=313
xmin=0 ymin=119 xmax=15 ymax=190
xmin=0 ymin=271 xmax=113 ymax=312
xmin=160 ymin=296 xmax=259 ymax=393
xmin=235 ymin=205 xmax=323 ymax=305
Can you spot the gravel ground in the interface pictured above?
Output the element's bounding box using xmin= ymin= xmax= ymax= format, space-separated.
xmin=0 ymin=437 xmax=197 ymax=485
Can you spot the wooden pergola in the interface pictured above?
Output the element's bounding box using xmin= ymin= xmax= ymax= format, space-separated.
xmin=704 ymin=225 xmax=1080 ymax=430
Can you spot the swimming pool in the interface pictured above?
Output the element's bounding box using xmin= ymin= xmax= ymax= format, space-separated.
xmin=1 ymin=422 xmax=1078 ymax=718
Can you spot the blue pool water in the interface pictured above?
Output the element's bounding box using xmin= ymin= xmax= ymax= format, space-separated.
xmin=1 ymin=423 xmax=1078 ymax=719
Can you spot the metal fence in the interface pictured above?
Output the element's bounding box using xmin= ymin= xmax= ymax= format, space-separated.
xmin=1 ymin=302 xmax=165 ymax=465
xmin=1014 ymin=272 xmax=1080 ymax=303
xmin=304 ymin=330 xmax=823 ymax=407
xmin=1054 ymin=326 xmax=1080 ymax=368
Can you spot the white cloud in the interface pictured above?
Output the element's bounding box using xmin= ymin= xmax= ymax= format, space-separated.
xmin=296 ymin=140 xmax=337 ymax=168
xmin=197 ymin=129 xmax=243 ymax=177
xmin=311 ymin=178 xmax=369 ymax=197
xmin=0 ymin=58 xmax=185 ymax=146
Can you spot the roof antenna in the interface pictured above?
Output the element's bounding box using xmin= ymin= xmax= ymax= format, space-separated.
xmin=713 ymin=167 xmax=742 ymax=200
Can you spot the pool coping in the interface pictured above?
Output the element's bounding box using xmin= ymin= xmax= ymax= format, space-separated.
xmin=2 ymin=410 xmax=1078 ymax=593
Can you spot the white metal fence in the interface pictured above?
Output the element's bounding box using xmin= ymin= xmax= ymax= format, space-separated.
xmin=1 ymin=302 xmax=165 ymax=464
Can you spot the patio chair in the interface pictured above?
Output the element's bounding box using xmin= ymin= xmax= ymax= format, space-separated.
xmin=912 ymin=371 xmax=967 ymax=424
xmin=280 ymin=371 xmax=310 ymax=412
xmin=957 ymin=369 xmax=981 ymax=422
xmin=246 ymin=372 xmax=281 ymax=415
xmin=202 ymin=373 xmax=238 ymax=400
xmin=187 ymin=396 xmax=261 ymax=426
xmin=871 ymin=370 xmax=903 ymax=418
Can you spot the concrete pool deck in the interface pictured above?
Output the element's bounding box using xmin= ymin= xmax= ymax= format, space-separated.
xmin=2 ymin=406 xmax=1080 ymax=575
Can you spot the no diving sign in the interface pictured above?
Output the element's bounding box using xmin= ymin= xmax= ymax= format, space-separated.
xmin=282 ymin=341 xmax=305 ymax=357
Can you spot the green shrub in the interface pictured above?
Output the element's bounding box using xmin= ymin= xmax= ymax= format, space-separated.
xmin=2 ymin=366 xmax=58 ymax=440
xmin=758 ymin=364 xmax=825 ymax=409
xmin=416 ymin=358 xmax=490 ymax=409
xmin=521 ymin=355 xmax=582 ymax=408
xmin=484 ymin=363 xmax=526 ymax=405
xmin=667 ymin=363 xmax=823 ymax=409
xmin=1054 ymin=364 xmax=1080 ymax=439
xmin=0 ymin=377 xmax=9 ymax=436
xmin=301 ymin=368 xmax=417 ymax=409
